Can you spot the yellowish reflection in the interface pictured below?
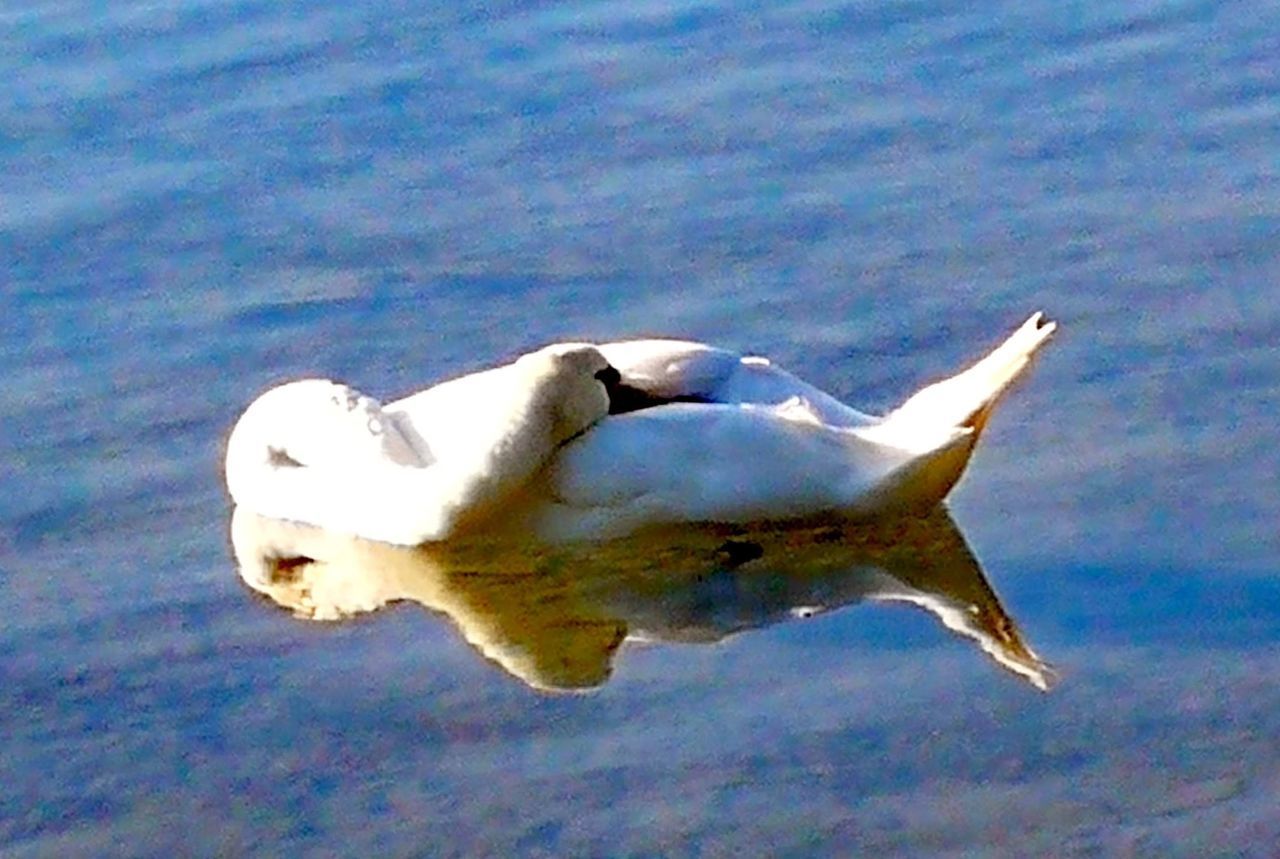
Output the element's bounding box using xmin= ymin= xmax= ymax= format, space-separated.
xmin=231 ymin=508 xmax=1055 ymax=692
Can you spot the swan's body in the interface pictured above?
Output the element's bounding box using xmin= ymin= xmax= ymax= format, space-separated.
xmin=225 ymin=314 xmax=1056 ymax=543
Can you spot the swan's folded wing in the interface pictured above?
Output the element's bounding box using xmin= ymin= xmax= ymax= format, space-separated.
xmin=598 ymin=339 xmax=879 ymax=428
xmin=595 ymin=340 xmax=743 ymax=399
xmin=537 ymin=403 xmax=972 ymax=540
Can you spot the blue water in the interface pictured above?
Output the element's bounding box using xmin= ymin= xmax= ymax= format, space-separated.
xmin=4 ymin=0 xmax=1279 ymax=854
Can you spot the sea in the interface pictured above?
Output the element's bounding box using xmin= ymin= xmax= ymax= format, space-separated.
xmin=3 ymin=0 xmax=1279 ymax=854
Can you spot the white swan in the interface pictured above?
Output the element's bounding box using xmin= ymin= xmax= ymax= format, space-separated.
xmin=225 ymin=313 xmax=1056 ymax=543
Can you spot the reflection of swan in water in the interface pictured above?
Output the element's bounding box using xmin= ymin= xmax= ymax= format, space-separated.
xmin=225 ymin=315 xmax=1055 ymax=544
xmin=231 ymin=507 xmax=1056 ymax=692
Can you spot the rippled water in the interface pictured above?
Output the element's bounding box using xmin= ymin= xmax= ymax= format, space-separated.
xmin=4 ymin=0 xmax=1279 ymax=854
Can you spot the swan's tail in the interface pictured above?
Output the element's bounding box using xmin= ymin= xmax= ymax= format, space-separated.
xmin=876 ymin=312 xmax=1056 ymax=442
xmin=846 ymin=313 xmax=1056 ymax=512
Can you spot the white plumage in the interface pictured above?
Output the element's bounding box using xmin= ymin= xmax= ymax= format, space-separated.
xmin=224 ymin=313 xmax=1055 ymax=543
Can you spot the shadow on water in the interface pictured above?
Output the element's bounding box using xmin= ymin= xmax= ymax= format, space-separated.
xmin=230 ymin=506 xmax=1055 ymax=692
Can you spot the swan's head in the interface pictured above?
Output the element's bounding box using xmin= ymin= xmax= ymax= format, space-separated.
xmin=515 ymin=344 xmax=615 ymax=445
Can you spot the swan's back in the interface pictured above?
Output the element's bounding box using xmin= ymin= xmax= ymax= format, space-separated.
xmin=598 ymin=340 xmax=879 ymax=428
xmin=536 ymin=316 xmax=1055 ymax=540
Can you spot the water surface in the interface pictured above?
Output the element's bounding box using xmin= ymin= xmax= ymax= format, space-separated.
xmin=4 ymin=0 xmax=1279 ymax=854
